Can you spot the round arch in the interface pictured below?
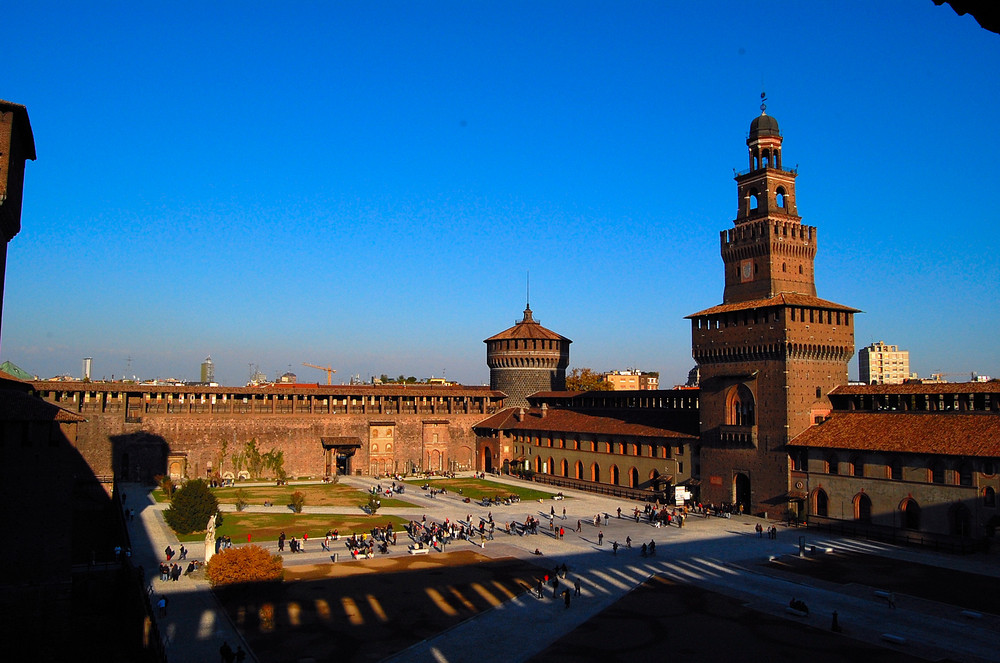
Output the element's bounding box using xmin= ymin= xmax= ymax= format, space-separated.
xmin=853 ymin=492 xmax=872 ymax=522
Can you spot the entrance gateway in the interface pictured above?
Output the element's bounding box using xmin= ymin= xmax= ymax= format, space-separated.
xmin=321 ymin=437 xmax=361 ymax=477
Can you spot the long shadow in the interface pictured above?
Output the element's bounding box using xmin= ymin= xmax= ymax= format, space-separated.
xmin=0 ymin=377 xmax=157 ymax=661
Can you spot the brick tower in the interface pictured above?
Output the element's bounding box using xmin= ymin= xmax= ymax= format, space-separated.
xmin=485 ymin=304 xmax=571 ymax=409
xmin=688 ymin=100 xmax=857 ymax=516
xmin=0 ymin=100 xmax=35 ymax=352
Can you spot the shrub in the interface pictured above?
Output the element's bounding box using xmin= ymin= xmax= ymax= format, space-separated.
xmin=235 ymin=489 xmax=249 ymax=512
xmin=206 ymin=545 xmax=283 ymax=587
xmin=366 ymin=494 xmax=381 ymax=515
xmin=154 ymin=474 xmax=175 ymax=499
xmin=290 ymin=491 xmax=305 ymax=513
xmin=164 ymin=479 xmax=220 ymax=535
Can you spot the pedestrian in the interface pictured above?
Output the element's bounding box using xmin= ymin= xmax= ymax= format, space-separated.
xmin=574 ymin=578 xmax=581 ymax=596
xmin=831 ymin=610 xmax=841 ymax=633
xmin=617 ymin=507 xmax=622 ymax=519
xmin=563 ymin=589 xmax=571 ymax=609
xmin=576 ymin=519 xmax=582 ymax=532
xmin=179 ymin=545 xmax=187 ymax=560
xmin=598 ymin=530 xmax=603 ymax=546
xmin=559 ymin=526 xmax=564 ymax=539
xmin=612 ymin=540 xmax=618 ymax=555
xmin=562 ymin=507 xmax=566 ymax=519
xmin=219 ymin=641 xmax=235 ymax=663
xmin=626 ymin=536 xmax=632 ymax=549
xmin=887 ymin=592 xmax=896 ymax=609
xmin=157 ymin=596 xmax=167 ymax=617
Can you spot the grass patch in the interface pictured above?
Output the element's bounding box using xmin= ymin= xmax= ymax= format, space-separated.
xmin=175 ymin=512 xmax=412 ymax=544
xmin=154 ymin=483 xmax=416 ymax=508
xmin=404 ymin=477 xmax=558 ymax=501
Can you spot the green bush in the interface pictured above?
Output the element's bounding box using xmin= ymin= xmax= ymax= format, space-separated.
xmin=290 ymin=491 xmax=305 ymax=513
xmin=164 ymin=479 xmax=220 ymax=535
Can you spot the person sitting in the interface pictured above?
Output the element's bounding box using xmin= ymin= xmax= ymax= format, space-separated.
xmin=532 ymin=548 xmax=543 ymax=555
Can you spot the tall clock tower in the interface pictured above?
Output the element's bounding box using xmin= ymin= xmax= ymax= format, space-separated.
xmin=688 ymin=100 xmax=857 ymax=516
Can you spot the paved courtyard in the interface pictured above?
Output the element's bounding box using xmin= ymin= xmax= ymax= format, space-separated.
xmin=123 ymin=474 xmax=1000 ymax=663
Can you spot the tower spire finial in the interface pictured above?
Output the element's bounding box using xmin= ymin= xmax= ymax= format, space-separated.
xmin=526 ymin=270 xmax=530 ymax=309
xmin=760 ymin=90 xmax=767 ymax=115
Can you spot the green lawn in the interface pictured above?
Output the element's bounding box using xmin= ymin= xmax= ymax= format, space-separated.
xmin=404 ymin=477 xmax=559 ymax=501
xmin=174 ymin=512 xmax=413 ymax=544
xmin=154 ymin=482 xmax=416 ymax=509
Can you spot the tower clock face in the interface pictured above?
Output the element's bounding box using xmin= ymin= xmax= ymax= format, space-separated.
xmin=741 ymin=260 xmax=753 ymax=282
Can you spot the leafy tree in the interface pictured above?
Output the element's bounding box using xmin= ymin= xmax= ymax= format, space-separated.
xmin=206 ymin=545 xmax=283 ymax=586
xmin=154 ymin=474 xmax=175 ymax=499
xmin=290 ymin=491 xmax=305 ymax=513
xmin=262 ymin=448 xmax=286 ymax=480
xmin=245 ymin=438 xmax=265 ymax=477
xmin=163 ymin=479 xmax=220 ymax=535
xmin=565 ymin=367 xmax=614 ymax=391
xmin=235 ymin=489 xmax=248 ymax=512
xmin=366 ymin=494 xmax=381 ymax=514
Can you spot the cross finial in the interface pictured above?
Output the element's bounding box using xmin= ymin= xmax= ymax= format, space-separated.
xmin=760 ymin=91 xmax=767 ymax=114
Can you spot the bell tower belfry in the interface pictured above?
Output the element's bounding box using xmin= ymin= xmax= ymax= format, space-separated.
xmin=689 ymin=97 xmax=857 ymax=517
xmin=723 ymin=95 xmax=816 ymax=304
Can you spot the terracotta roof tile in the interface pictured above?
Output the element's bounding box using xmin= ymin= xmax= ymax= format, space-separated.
xmin=687 ymin=293 xmax=860 ymax=318
xmin=475 ymin=406 xmax=697 ymax=439
xmin=790 ymin=412 xmax=1000 ymax=457
xmin=484 ymin=306 xmax=571 ymax=343
xmin=832 ymin=382 xmax=1000 ymax=395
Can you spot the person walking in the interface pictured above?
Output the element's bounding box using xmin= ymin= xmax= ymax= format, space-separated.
xmin=598 ymin=530 xmax=604 ymax=546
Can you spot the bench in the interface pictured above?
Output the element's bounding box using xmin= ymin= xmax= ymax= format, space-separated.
xmin=408 ymin=546 xmax=429 ymax=555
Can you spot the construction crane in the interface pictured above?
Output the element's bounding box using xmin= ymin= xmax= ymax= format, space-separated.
xmin=302 ymin=363 xmax=337 ymax=385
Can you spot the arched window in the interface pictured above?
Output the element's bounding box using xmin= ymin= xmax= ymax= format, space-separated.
xmin=726 ymin=384 xmax=755 ymax=426
xmin=813 ymin=489 xmax=829 ymax=517
xmin=610 ymin=465 xmax=620 ymax=485
xmin=592 ymin=463 xmax=601 ymax=483
xmin=749 ymin=189 xmax=760 ymax=211
xmin=629 ymin=467 xmax=639 ymax=488
xmin=826 ymin=452 xmax=839 ymax=474
xmin=775 ymin=187 xmax=786 ymax=209
xmin=854 ymin=493 xmax=872 ymax=522
xmin=575 ymin=461 xmax=583 ymax=480
xmin=547 ymin=457 xmax=555 ymax=475
xmin=984 ymin=486 xmax=996 ymax=508
xmin=561 ymin=459 xmax=568 ymax=477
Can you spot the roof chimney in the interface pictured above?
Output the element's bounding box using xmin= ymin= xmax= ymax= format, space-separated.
xmin=540 ymin=403 xmax=548 ymax=418
xmin=516 ymin=407 xmax=525 ymax=421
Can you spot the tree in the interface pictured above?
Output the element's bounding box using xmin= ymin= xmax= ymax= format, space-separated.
xmin=290 ymin=491 xmax=305 ymax=513
xmin=235 ymin=489 xmax=249 ymax=512
xmin=206 ymin=545 xmax=284 ymax=586
xmin=163 ymin=479 xmax=220 ymax=535
xmin=244 ymin=438 xmax=265 ymax=477
xmin=262 ymin=448 xmax=286 ymax=480
xmin=565 ymin=368 xmax=614 ymax=392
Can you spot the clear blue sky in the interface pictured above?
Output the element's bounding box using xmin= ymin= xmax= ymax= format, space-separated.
xmin=2 ymin=2 xmax=998 ymax=386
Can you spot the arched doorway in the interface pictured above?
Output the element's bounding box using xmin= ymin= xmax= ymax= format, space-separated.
xmin=854 ymin=493 xmax=872 ymax=522
xmin=592 ymin=463 xmax=601 ymax=483
xmin=734 ymin=473 xmax=751 ymax=514
xmin=483 ymin=446 xmax=493 ymax=473
xmin=561 ymin=459 xmax=569 ymax=477
xmin=629 ymin=467 xmax=639 ymax=488
xmin=610 ymin=465 xmax=619 ymax=485
xmin=901 ymin=498 xmax=921 ymax=530
xmin=813 ymin=488 xmax=829 ymax=517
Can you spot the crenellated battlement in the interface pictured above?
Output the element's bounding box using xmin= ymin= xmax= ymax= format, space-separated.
xmin=720 ymin=219 xmax=816 ymax=250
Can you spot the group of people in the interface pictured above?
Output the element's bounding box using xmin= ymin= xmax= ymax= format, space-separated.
xmin=755 ymin=523 xmax=778 ymax=539
xmin=277 ymin=531 xmax=308 ymax=553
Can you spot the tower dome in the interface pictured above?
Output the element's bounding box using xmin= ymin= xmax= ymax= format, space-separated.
xmin=749 ymin=112 xmax=780 ymax=139
xmin=484 ymin=305 xmax=571 ymax=408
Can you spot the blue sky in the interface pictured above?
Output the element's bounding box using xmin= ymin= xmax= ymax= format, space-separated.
xmin=2 ymin=2 xmax=998 ymax=386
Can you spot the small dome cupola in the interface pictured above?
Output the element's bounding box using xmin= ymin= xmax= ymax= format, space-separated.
xmin=746 ymin=92 xmax=783 ymax=172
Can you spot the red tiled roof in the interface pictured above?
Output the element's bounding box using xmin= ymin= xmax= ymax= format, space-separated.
xmin=832 ymin=382 xmax=1000 ymax=395
xmin=687 ymin=293 xmax=860 ymax=318
xmin=475 ymin=406 xmax=697 ymax=439
xmin=790 ymin=412 xmax=1000 ymax=457
xmin=484 ymin=306 xmax=571 ymax=343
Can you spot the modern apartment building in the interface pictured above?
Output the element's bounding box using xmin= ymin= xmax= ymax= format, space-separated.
xmin=859 ymin=341 xmax=910 ymax=384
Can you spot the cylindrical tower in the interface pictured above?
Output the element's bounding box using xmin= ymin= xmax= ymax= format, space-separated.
xmin=484 ymin=305 xmax=571 ymax=408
